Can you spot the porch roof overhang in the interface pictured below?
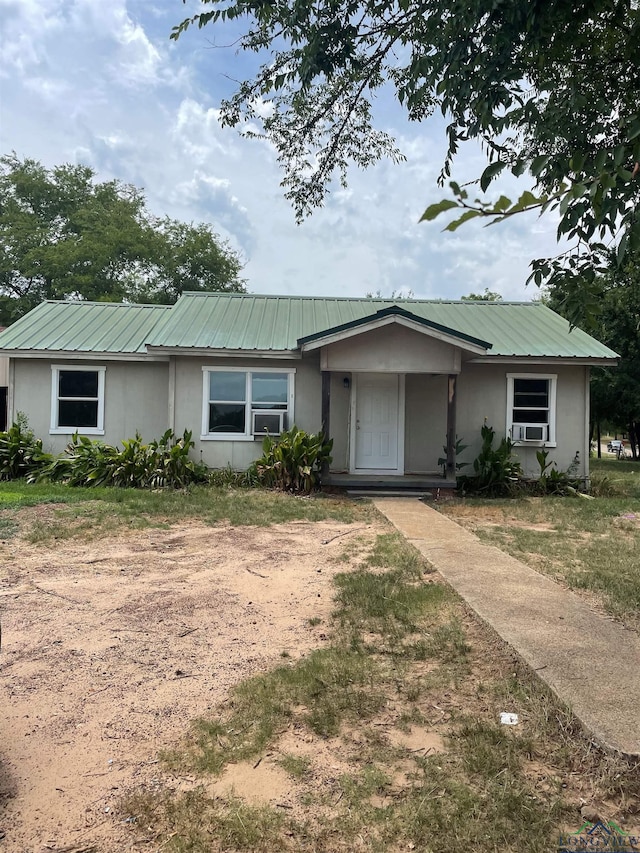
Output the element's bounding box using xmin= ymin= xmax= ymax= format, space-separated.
xmin=297 ymin=305 xmax=492 ymax=355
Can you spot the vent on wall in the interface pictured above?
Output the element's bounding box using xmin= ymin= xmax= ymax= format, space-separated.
xmin=512 ymin=423 xmax=548 ymax=442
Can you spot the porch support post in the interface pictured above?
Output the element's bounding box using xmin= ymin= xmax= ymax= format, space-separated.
xmin=168 ymin=355 xmax=176 ymax=434
xmin=7 ymin=358 xmax=14 ymax=429
xmin=446 ymin=374 xmax=457 ymax=480
xmin=321 ymin=371 xmax=331 ymax=478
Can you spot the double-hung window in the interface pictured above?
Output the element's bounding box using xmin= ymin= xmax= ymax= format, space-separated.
xmin=51 ymin=366 xmax=106 ymax=434
xmin=506 ymin=373 xmax=557 ymax=445
xmin=202 ymin=368 xmax=294 ymax=439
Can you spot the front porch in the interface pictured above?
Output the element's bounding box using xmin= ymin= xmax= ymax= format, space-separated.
xmin=296 ymin=304 xmax=493 ymax=484
xmin=320 ymin=369 xmax=461 ymax=480
xmin=298 ymin=306 xmax=491 ymax=482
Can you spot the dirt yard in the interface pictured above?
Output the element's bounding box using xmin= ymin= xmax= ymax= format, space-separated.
xmin=0 ymin=509 xmax=381 ymax=852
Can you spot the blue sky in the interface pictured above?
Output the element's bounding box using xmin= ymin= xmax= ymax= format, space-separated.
xmin=0 ymin=0 xmax=564 ymax=301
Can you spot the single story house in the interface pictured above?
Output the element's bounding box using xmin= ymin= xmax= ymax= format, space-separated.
xmin=0 ymin=292 xmax=618 ymax=485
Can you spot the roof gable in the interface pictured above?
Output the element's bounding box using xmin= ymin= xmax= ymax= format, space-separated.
xmin=297 ymin=304 xmax=492 ymax=353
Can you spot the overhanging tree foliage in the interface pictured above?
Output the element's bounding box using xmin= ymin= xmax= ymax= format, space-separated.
xmin=0 ymin=155 xmax=245 ymax=323
xmin=172 ymin=0 xmax=639 ymax=315
xmin=546 ymin=252 xmax=640 ymax=458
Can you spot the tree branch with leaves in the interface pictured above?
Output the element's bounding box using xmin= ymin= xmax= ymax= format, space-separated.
xmin=173 ymin=0 xmax=639 ymax=318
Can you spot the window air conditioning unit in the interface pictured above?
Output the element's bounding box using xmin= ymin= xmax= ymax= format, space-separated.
xmin=512 ymin=423 xmax=548 ymax=442
xmin=252 ymin=410 xmax=284 ymax=436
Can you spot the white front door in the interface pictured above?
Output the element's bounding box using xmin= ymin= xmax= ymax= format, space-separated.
xmin=353 ymin=374 xmax=402 ymax=471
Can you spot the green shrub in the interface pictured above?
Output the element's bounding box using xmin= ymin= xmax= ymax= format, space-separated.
xmin=588 ymin=472 xmax=619 ymax=497
xmin=532 ymin=448 xmax=581 ymax=495
xmin=36 ymin=434 xmax=117 ymax=486
xmin=0 ymin=416 xmax=53 ymax=480
xmin=207 ymin=465 xmax=258 ymax=488
xmin=145 ymin=430 xmax=208 ymax=489
xmin=459 ymin=423 xmax=523 ymax=496
xmin=35 ymin=429 xmax=208 ymax=489
xmin=252 ymin=425 xmax=333 ymax=494
xmin=437 ymin=435 xmax=469 ymax=476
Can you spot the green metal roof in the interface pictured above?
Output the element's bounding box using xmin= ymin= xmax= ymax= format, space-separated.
xmin=0 ymin=301 xmax=171 ymax=354
xmin=0 ymin=292 xmax=619 ymax=361
xmin=145 ymin=293 xmax=618 ymax=360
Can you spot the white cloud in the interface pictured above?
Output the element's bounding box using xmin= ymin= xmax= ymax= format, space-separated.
xmin=22 ymin=76 xmax=70 ymax=102
xmin=172 ymin=99 xmax=232 ymax=160
xmin=0 ymin=0 xmax=66 ymax=76
xmin=250 ymin=98 xmax=275 ymax=120
xmin=113 ymin=18 xmax=163 ymax=87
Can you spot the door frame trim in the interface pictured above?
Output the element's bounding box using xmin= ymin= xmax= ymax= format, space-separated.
xmin=349 ymin=372 xmax=405 ymax=474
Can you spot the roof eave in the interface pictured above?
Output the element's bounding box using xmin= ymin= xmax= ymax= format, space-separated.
xmin=469 ymin=355 xmax=618 ymax=366
xmin=145 ymin=345 xmax=301 ymax=360
xmin=0 ymin=349 xmax=170 ymax=362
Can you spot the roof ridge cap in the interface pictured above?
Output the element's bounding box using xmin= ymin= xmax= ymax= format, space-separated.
xmin=177 ymin=292 xmax=540 ymax=305
xmin=45 ymin=299 xmax=171 ymax=309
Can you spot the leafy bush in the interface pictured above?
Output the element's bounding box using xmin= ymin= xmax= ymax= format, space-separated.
xmin=0 ymin=416 xmax=53 ymax=480
xmin=459 ymin=424 xmax=523 ymax=496
xmin=587 ymin=472 xmax=618 ymax=497
xmin=35 ymin=429 xmax=208 ymax=489
xmin=437 ymin=435 xmax=469 ymax=476
xmin=252 ymin=425 xmax=333 ymax=494
xmin=146 ymin=430 xmax=209 ymax=489
xmin=36 ymin=434 xmax=117 ymax=486
xmin=207 ymin=465 xmax=258 ymax=488
xmin=533 ymin=449 xmax=581 ymax=496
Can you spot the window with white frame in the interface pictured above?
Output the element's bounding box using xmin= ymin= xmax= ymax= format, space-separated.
xmin=202 ymin=368 xmax=295 ymax=439
xmin=51 ymin=366 xmax=106 ymax=434
xmin=506 ymin=373 xmax=557 ymax=445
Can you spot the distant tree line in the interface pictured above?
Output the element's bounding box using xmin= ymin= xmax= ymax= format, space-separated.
xmin=0 ymin=154 xmax=245 ymax=324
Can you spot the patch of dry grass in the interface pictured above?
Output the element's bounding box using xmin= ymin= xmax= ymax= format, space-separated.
xmin=438 ymin=460 xmax=640 ymax=631
xmin=120 ymin=531 xmax=640 ymax=853
xmin=0 ymin=480 xmax=373 ymax=544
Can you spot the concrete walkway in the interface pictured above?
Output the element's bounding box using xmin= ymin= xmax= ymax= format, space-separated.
xmin=373 ymin=498 xmax=640 ymax=757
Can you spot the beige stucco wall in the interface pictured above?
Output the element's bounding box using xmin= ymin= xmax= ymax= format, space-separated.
xmin=321 ymin=324 xmax=461 ymax=373
xmin=12 ymin=359 xmax=169 ymax=455
xmin=0 ymin=357 xmax=9 ymax=387
xmin=455 ymin=362 xmax=589 ymax=478
xmin=185 ymin=359 xmax=587 ymax=478
xmin=404 ymin=374 xmax=448 ymax=473
xmin=10 ymin=352 xmax=590 ymax=480
xmin=173 ymin=354 xmax=322 ymax=469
